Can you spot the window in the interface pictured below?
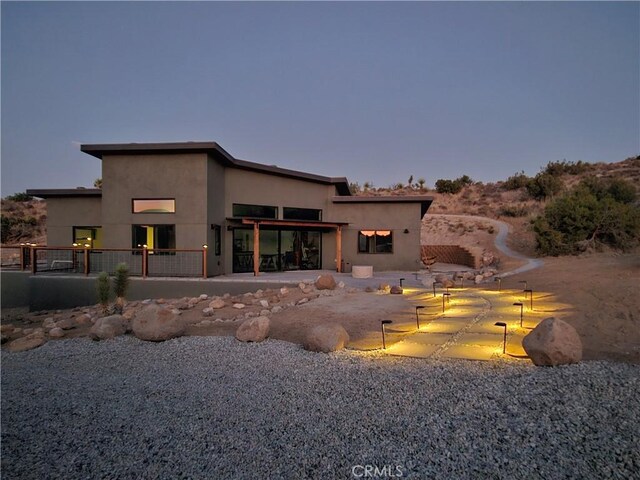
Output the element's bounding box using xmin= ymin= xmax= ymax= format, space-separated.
xmin=132 ymin=199 xmax=175 ymax=213
xmin=73 ymin=226 xmax=103 ymax=248
xmin=358 ymin=230 xmax=393 ymax=254
xmin=132 ymin=225 xmax=175 ymax=251
xmin=232 ymin=203 xmax=277 ymax=219
xmin=283 ymin=207 xmax=322 ymax=221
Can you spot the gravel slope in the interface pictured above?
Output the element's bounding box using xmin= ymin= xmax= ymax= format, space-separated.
xmin=2 ymin=337 xmax=639 ymax=479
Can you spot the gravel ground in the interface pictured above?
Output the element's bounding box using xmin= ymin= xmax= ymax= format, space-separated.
xmin=2 ymin=337 xmax=639 ymax=479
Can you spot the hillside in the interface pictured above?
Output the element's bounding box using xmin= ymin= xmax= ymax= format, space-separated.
xmin=0 ymin=196 xmax=47 ymax=245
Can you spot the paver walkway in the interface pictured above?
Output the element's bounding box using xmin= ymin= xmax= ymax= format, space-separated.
xmin=384 ymin=285 xmax=570 ymax=361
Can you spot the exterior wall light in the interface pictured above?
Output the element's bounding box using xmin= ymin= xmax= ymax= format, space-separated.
xmin=72 ymin=243 xmax=78 ymax=247
xmin=513 ymin=302 xmax=524 ymax=327
xmin=403 ymin=229 xmax=410 ymax=234
xmin=415 ymin=306 xmax=425 ymax=329
xmin=381 ymin=320 xmax=393 ymax=349
xmin=494 ymin=322 xmax=507 ymax=354
xmin=203 ymin=244 xmax=208 ymax=249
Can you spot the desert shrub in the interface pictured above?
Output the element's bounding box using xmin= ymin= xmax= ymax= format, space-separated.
xmin=96 ymin=272 xmax=111 ymax=314
xmin=435 ymin=175 xmax=474 ymax=194
xmin=113 ymin=263 xmax=130 ymax=298
xmin=417 ymin=178 xmax=427 ymax=189
xmin=532 ymin=177 xmax=640 ymax=255
xmin=94 ymin=178 xmax=102 ymax=188
xmin=4 ymin=192 xmax=33 ymax=202
xmin=499 ymin=204 xmax=529 ymax=217
xmin=543 ymin=160 xmax=594 ymax=176
xmin=503 ymin=171 xmax=531 ymax=191
xmin=526 ymin=172 xmax=563 ymax=200
xmin=349 ymin=182 xmax=361 ymax=194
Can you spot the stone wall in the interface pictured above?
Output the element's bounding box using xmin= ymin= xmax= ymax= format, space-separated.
xmin=421 ymin=245 xmax=481 ymax=269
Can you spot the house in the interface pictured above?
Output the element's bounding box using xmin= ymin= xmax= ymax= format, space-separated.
xmin=28 ymin=142 xmax=433 ymax=276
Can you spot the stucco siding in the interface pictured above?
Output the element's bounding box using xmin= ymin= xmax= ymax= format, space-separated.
xmin=45 ymin=197 xmax=102 ymax=246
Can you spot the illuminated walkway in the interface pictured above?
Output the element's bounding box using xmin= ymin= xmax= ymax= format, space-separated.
xmin=384 ymin=285 xmax=573 ymax=361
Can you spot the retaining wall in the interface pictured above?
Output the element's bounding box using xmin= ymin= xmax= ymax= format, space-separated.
xmin=421 ymin=245 xmax=481 ymax=269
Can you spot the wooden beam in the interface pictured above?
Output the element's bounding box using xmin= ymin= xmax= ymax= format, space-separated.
xmin=253 ymin=221 xmax=260 ymax=276
xmin=336 ymin=226 xmax=342 ymax=273
xmin=240 ymin=218 xmax=347 ymax=229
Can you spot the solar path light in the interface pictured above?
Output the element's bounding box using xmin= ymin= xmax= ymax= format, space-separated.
xmin=415 ymin=306 xmax=425 ymax=329
xmin=399 ymin=278 xmax=405 ymax=288
xmin=518 ymin=280 xmax=528 ymax=291
xmin=513 ymin=302 xmax=524 ymax=327
xmin=495 ymin=276 xmax=502 ymax=291
xmin=494 ymin=322 xmax=507 ymax=354
xmin=381 ymin=320 xmax=393 ymax=349
xmin=524 ymin=289 xmax=533 ymax=310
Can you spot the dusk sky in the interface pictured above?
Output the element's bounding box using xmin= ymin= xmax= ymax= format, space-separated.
xmin=2 ymin=1 xmax=638 ymax=196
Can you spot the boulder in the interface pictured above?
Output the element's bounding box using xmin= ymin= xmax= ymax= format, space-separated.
xmin=202 ymin=307 xmax=214 ymax=317
xmin=279 ymin=287 xmax=289 ymax=296
xmin=132 ymin=305 xmax=184 ymax=342
xmin=390 ymin=286 xmax=403 ymax=295
xmin=303 ymin=324 xmax=350 ymax=353
xmin=56 ymin=318 xmax=75 ymax=330
xmin=259 ymin=300 xmax=269 ymax=308
xmin=49 ymin=327 xmax=65 ymax=338
xmin=474 ymin=275 xmax=484 ymax=285
xmin=434 ymin=274 xmax=450 ymax=284
xmin=7 ymin=332 xmax=46 ymax=352
xmin=90 ymin=314 xmax=128 ymax=340
xmin=232 ymin=303 xmax=246 ymax=309
xmin=74 ymin=314 xmax=92 ymax=327
xmin=235 ymin=316 xmax=270 ymax=342
xmin=315 ymin=275 xmax=337 ymax=290
xmin=522 ymin=317 xmax=583 ymax=366
xmin=209 ymin=298 xmax=226 ymax=309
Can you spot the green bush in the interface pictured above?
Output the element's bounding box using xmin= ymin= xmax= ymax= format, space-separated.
xmin=543 ymin=160 xmax=594 ymax=176
xmin=533 ymin=177 xmax=640 ymax=255
xmin=435 ymin=175 xmax=473 ymax=194
xmin=499 ymin=204 xmax=529 ymax=217
xmin=4 ymin=192 xmax=33 ymax=202
xmin=526 ymin=172 xmax=563 ymax=200
xmin=502 ymin=171 xmax=531 ymax=190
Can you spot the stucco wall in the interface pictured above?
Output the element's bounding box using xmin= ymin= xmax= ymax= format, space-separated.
xmin=45 ymin=196 xmax=102 ymax=247
xmin=331 ymin=202 xmax=423 ymax=271
xmin=206 ymin=156 xmax=226 ymax=275
xmin=101 ymin=153 xmax=209 ymax=249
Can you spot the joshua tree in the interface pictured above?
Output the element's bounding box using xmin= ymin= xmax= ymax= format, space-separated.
xmin=363 ymin=181 xmax=373 ymax=192
xmin=408 ymin=175 xmax=414 ymax=186
xmin=417 ymin=178 xmax=426 ymax=190
xmin=93 ymin=178 xmax=103 ymax=188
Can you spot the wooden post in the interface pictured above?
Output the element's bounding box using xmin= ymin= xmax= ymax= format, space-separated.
xmin=336 ymin=226 xmax=342 ymax=273
xmin=30 ymin=247 xmax=36 ymax=274
xmin=202 ymin=245 xmax=208 ymax=278
xmin=20 ymin=246 xmax=26 ymax=270
xmin=253 ymin=222 xmax=260 ymax=276
xmin=84 ymin=247 xmax=90 ymax=275
xmin=142 ymin=247 xmax=148 ymax=278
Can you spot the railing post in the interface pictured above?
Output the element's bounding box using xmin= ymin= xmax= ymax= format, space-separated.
xmin=142 ymin=246 xmax=148 ymax=278
xmin=20 ymin=245 xmax=27 ymax=270
xmin=84 ymin=247 xmax=90 ymax=275
xmin=202 ymin=244 xmax=208 ymax=278
xmin=30 ymin=247 xmax=37 ymax=274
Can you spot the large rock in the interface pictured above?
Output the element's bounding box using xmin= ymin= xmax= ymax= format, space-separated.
xmin=235 ymin=316 xmax=270 ymax=342
xmin=303 ymin=324 xmax=350 ymax=353
xmin=209 ymin=298 xmax=226 ymax=309
xmin=132 ymin=305 xmax=184 ymax=342
xmin=390 ymin=286 xmax=403 ymax=294
xmin=7 ymin=332 xmax=46 ymax=352
xmin=315 ymin=275 xmax=337 ymax=290
xmin=522 ymin=317 xmax=583 ymax=366
xmin=90 ymin=314 xmax=128 ymax=340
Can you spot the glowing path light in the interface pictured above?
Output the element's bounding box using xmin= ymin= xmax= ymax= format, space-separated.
xmin=495 ymin=277 xmax=502 ymax=291
xmin=513 ymin=302 xmax=524 ymax=327
xmin=381 ymin=320 xmax=393 ymax=349
xmin=494 ymin=322 xmax=507 ymax=354
xmin=399 ymin=277 xmax=405 ymax=288
xmin=524 ymin=289 xmax=533 ymax=310
xmin=415 ymin=306 xmax=425 ymax=329
xmin=442 ymin=292 xmax=451 ymax=313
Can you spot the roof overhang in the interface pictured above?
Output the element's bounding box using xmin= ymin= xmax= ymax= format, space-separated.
xmin=332 ymin=195 xmax=434 ymax=218
xmin=27 ymin=188 xmax=102 ymax=199
xmin=231 ymin=218 xmax=348 ymax=229
xmin=80 ymin=141 xmax=352 ymax=195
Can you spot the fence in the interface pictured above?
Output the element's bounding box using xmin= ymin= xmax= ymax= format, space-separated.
xmin=0 ymin=245 xmax=208 ymax=278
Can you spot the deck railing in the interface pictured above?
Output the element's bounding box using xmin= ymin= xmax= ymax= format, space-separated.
xmin=0 ymin=245 xmax=208 ymax=278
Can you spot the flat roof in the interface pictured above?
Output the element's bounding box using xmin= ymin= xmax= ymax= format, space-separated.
xmin=332 ymin=195 xmax=434 ymax=218
xmin=26 ymin=188 xmax=102 ymax=198
xmin=80 ymin=141 xmax=351 ymax=196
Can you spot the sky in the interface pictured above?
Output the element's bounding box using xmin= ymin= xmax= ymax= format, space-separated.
xmin=1 ymin=1 xmax=639 ymax=196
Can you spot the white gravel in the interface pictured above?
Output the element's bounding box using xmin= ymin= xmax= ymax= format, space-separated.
xmin=2 ymin=336 xmax=639 ymax=479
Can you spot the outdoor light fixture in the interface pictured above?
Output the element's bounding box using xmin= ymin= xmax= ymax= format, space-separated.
xmin=442 ymin=292 xmax=451 ymax=313
xmin=203 ymin=244 xmax=208 ymax=249
xmin=399 ymin=278 xmax=405 ymax=288
xmin=381 ymin=320 xmax=393 ymax=349
xmin=415 ymin=306 xmax=425 ymax=329
xmin=519 ymin=280 xmax=528 ymax=291
xmin=459 ymin=277 xmax=465 ymax=288
xmin=143 ymin=244 xmax=148 ymax=248
xmin=432 ymin=282 xmax=439 ymax=297
xmin=72 ymin=243 xmax=78 ymax=247
xmin=494 ymin=322 xmax=507 ymax=354
xmin=403 ymin=229 xmax=410 ymax=234
xmin=495 ymin=277 xmax=502 ymax=291
xmin=84 ymin=243 xmax=90 ymax=248
xmin=524 ymin=289 xmax=533 ymax=310
xmin=513 ymin=302 xmax=524 ymax=327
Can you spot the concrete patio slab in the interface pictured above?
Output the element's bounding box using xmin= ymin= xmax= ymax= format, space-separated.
xmin=456 ymin=333 xmax=504 ymax=347
xmin=386 ymin=342 xmax=440 ymax=359
xmin=440 ymin=344 xmax=501 ymax=361
xmin=405 ymin=332 xmax=452 ymax=346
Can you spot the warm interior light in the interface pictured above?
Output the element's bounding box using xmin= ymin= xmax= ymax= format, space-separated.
xmin=376 ymin=230 xmax=391 ymax=236
xmin=360 ymin=230 xmax=376 ymax=237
